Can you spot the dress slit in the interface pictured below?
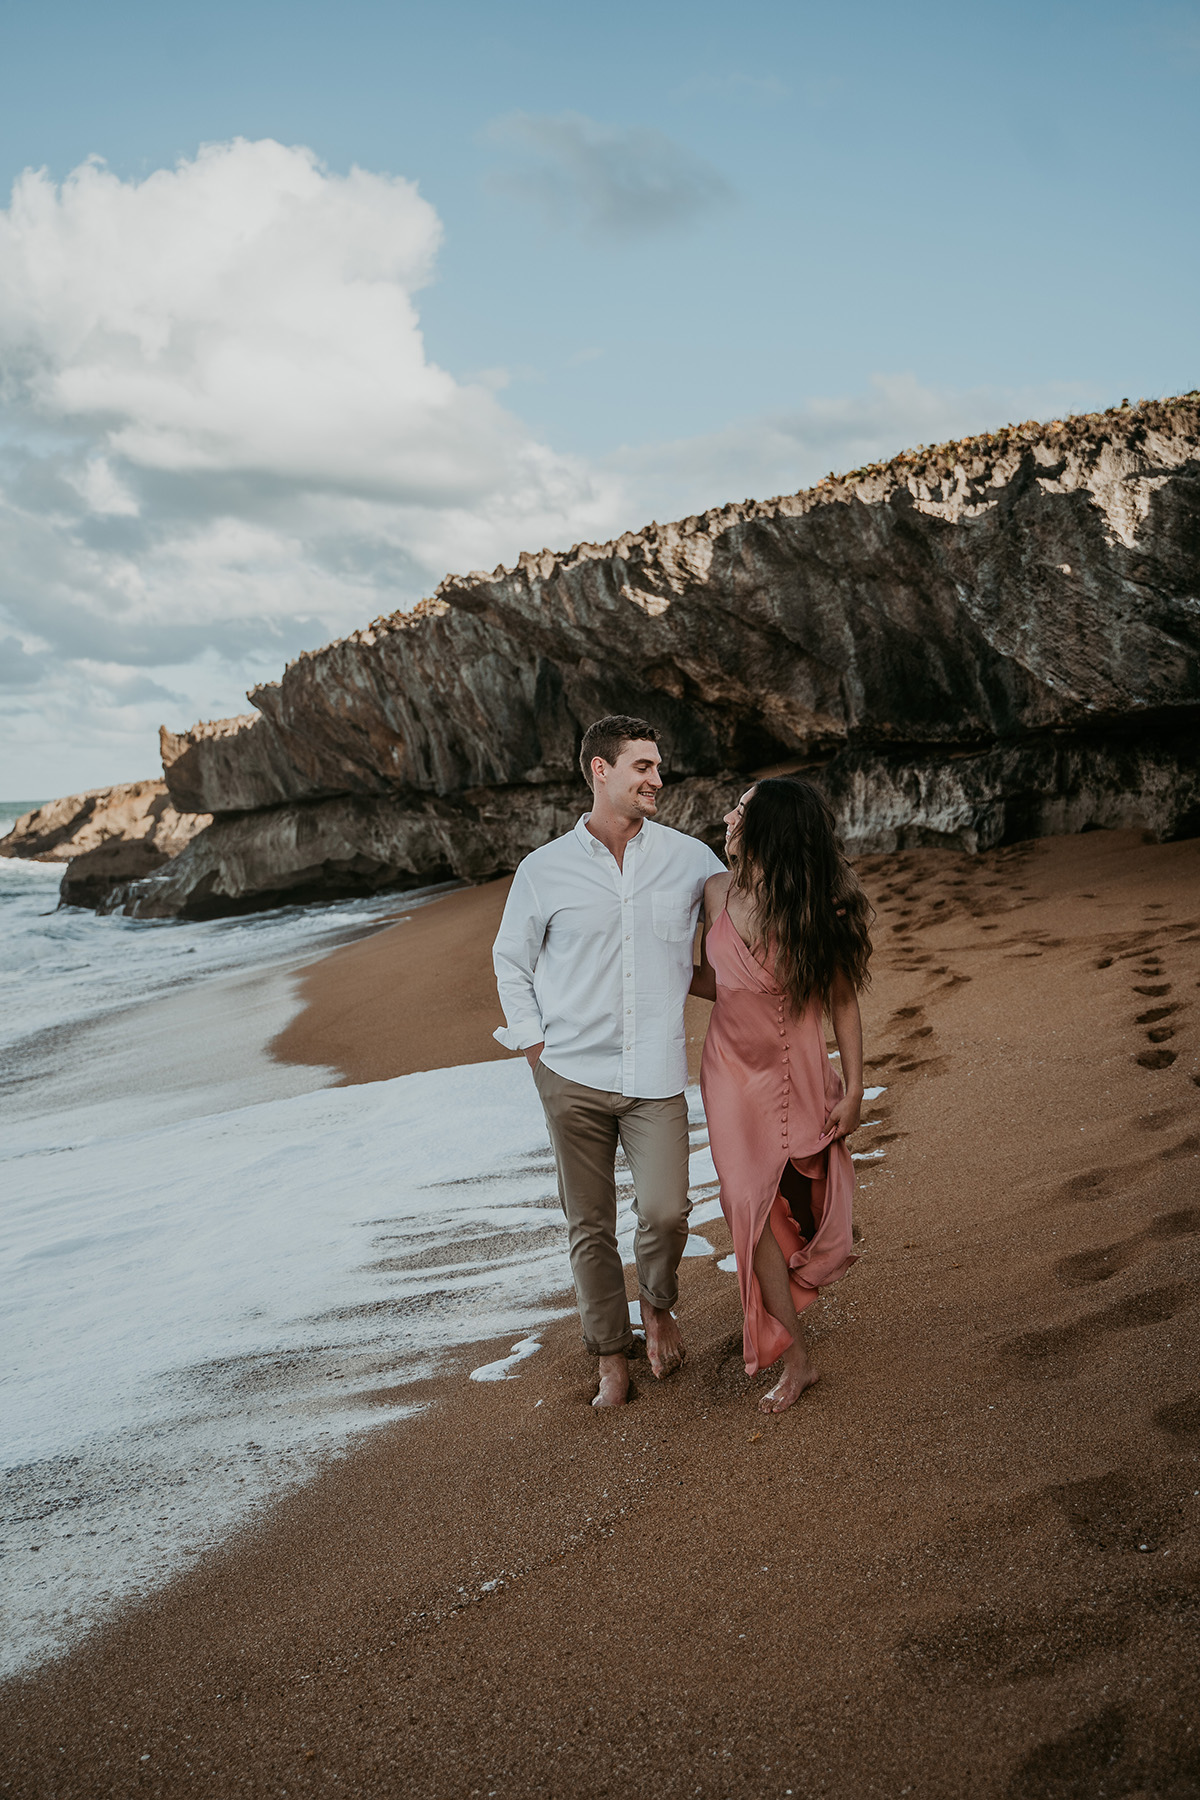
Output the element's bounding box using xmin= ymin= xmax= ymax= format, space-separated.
xmin=779 ymin=1157 xmax=818 ymax=1241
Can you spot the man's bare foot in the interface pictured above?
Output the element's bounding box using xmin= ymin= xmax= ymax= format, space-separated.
xmin=759 ymin=1345 xmax=818 ymax=1414
xmin=592 ymin=1353 xmax=630 ymax=1407
xmin=642 ymin=1301 xmax=685 ymax=1380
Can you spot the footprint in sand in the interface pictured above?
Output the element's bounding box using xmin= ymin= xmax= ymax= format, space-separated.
xmin=1153 ymin=1392 xmax=1200 ymax=1444
xmin=1034 ymin=1463 xmax=1188 ymax=1555
xmin=1006 ymin=1702 xmax=1200 ymax=1800
xmin=883 ymin=1003 xmax=943 ymax=1070
xmin=1137 ymin=1003 xmax=1181 ymax=1024
xmin=1000 ymin=1279 xmax=1199 ymax=1370
xmin=1126 ymin=968 xmax=1189 ymax=1067
xmin=897 ymin=1596 xmax=1133 ymax=1684
xmin=1057 ymin=1164 xmax=1114 ymax=1203
xmin=1135 ymin=1105 xmax=1186 ymax=1131
xmin=1006 ymin=1707 xmax=1129 ymax=1800
xmin=1053 ymin=1207 xmax=1200 ymax=1288
xmin=1052 ymin=1128 xmax=1200 ymax=1209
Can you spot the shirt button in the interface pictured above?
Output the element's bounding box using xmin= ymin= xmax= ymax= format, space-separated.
xmin=626 ymin=1008 xmax=632 ymax=1014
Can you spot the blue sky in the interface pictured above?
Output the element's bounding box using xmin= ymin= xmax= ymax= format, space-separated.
xmin=1 ymin=0 xmax=1197 ymax=792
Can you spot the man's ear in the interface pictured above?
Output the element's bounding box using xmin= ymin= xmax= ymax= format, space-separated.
xmin=590 ymin=756 xmax=608 ymax=788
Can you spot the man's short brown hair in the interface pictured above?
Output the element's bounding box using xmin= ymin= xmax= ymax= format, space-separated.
xmin=579 ymin=715 xmax=660 ymax=789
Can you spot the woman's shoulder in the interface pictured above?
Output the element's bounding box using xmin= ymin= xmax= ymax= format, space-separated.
xmin=703 ymin=869 xmax=733 ymax=914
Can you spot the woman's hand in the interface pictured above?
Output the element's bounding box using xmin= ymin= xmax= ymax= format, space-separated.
xmin=824 ymin=1089 xmax=862 ymax=1140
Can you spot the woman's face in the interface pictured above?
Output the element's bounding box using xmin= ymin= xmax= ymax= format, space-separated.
xmin=723 ymin=787 xmax=756 ymax=860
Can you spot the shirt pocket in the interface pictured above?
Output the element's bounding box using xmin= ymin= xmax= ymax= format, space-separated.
xmin=651 ymin=888 xmax=694 ymax=942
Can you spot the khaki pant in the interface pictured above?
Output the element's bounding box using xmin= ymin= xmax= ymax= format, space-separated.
xmin=533 ymin=1059 xmax=691 ymax=1356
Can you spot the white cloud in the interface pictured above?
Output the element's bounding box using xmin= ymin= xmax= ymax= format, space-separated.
xmin=69 ymin=457 xmax=141 ymax=518
xmin=487 ymin=113 xmax=734 ymax=238
xmin=0 ymin=139 xmax=626 ymax=792
xmin=0 ymin=137 xmax=1108 ymax=799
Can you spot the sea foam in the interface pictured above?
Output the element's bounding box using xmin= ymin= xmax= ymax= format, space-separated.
xmin=0 ymin=1048 xmax=717 ymax=1678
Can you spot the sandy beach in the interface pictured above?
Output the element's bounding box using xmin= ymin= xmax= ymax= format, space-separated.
xmin=3 ymin=827 xmax=1198 ymax=1799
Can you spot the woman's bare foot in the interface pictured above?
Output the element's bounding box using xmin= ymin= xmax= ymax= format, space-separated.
xmin=592 ymin=1353 xmax=630 ymax=1407
xmin=759 ymin=1346 xmax=818 ymax=1414
xmin=641 ymin=1301 xmax=685 ymax=1379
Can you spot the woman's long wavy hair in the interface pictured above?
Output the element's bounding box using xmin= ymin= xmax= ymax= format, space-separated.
xmin=733 ymin=777 xmax=873 ymax=1013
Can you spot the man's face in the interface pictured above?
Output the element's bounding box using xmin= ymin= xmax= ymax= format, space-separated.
xmin=595 ymin=739 xmax=663 ymax=820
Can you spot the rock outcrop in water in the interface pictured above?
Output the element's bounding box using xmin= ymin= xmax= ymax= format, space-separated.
xmin=0 ymin=782 xmax=211 ymax=907
xmin=63 ymin=396 xmax=1200 ymax=915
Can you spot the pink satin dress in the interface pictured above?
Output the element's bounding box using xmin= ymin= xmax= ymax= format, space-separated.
xmin=700 ymin=907 xmax=857 ymax=1376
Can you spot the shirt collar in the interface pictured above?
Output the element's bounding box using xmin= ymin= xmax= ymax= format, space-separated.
xmin=575 ymin=814 xmax=648 ymax=857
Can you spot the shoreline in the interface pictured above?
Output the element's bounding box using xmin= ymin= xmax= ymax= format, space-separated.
xmin=4 ymin=828 xmax=1199 ymax=1797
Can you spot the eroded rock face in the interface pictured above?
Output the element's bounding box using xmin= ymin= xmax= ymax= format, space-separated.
xmin=1 ymin=781 xmax=210 ymax=866
xmin=159 ymin=717 xmax=327 ymax=814
xmin=164 ymin=396 xmax=1200 ymax=821
xmin=72 ymin=396 xmax=1200 ymax=917
xmin=59 ymin=839 xmax=181 ymax=911
xmin=108 ymin=782 xmax=588 ymax=919
xmin=816 ymin=726 xmax=1200 ymax=855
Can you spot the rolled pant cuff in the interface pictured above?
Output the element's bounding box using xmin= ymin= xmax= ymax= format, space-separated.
xmin=584 ymin=1332 xmax=635 ymax=1357
xmin=638 ymin=1285 xmax=678 ymax=1315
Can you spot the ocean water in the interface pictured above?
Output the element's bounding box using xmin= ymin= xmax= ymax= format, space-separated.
xmin=0 ymin=809 xmax=726 ymax=1679
xmin=0 ymin=802 xmax=455 ymax=1129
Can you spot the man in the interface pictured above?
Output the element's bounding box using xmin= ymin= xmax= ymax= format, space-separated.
xmin=492 ymin=715 xmax=725 ymax=1407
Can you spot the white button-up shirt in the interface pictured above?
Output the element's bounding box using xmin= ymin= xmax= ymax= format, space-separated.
xmin=493 ymin=815 xmax=725 ymax=1098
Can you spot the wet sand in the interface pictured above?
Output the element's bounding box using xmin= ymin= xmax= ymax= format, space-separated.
xmin=3 ymin=828 xmax=1199 ymax=1799
xmin=271 ymin=879 xmax=517 ymax=1084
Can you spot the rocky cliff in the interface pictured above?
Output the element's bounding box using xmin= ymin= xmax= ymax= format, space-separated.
xmin=72 ymin=395 xmax=1200 ymax=916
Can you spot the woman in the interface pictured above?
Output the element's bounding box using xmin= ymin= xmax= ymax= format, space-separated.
xmin=690 ymin=778 xmax=872 ymax=1413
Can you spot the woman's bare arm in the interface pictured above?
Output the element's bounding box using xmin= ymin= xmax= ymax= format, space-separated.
xmin=824 ymin=968 xmax=864 ymax=1139
xmin=689 ymin=872 xmax=729 ymax=1002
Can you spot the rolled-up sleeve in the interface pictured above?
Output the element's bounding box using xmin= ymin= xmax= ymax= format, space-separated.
xmin=492 ymin=864 xmax=548 ymax=1051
